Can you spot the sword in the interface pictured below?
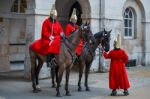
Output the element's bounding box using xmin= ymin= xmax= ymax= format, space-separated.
xmin=49 ymin=18 xmax=54 ymax=46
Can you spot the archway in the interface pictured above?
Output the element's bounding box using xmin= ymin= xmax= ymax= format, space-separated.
xmin=56 ymin=0 xmax=91 ymax=27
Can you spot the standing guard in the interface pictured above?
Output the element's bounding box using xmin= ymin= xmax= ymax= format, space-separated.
xmin=103 ymin=34 xmax=130 ymax=96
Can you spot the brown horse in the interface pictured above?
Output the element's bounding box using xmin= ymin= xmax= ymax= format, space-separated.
xmin=77 ymin=28 xmax=111 ymax=91
xmin=29 ymin=23 xmax=95 ymax=96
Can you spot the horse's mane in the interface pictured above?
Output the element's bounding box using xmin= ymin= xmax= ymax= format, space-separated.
xmin=94 ymin=31 xmax=103 ymax=38
xmin=67 ymin=29 xmax=79 ymax=40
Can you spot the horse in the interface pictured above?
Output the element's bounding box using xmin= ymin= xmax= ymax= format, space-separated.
xmin=29 ymin=23 xmax=95 ymax=97
xmin=77 ymin=28 xmax=111 ymax=91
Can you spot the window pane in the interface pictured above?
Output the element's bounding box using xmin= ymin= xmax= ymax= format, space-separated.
xmin=124 ymin=19 xmax=128 ymax=27
xmin=129 ymin=29 xmax=132 ymax=36
xmin=11 ymin=0 xmax=19 ymax=12
xmin=125 ymin=14 xmax=128 ymax=18
xmin=20 ymin=0 xmax=27 ymax=13
xmin=11 ymin=0 xmax=27 ymax=13
xmin=129 ymin=20 xmax=132 ymax=27
xmin=125 ymin=28 xmax=128 ymax=36
xmin=129 ymin=11 xmax=132 ymax=18
xmin=125 ymin=8 xmax=129 ymax=13
xmin=13 ymin=5 xmax=18 ymax=12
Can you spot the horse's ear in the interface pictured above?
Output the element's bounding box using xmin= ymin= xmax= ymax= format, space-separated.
xmin=109 ymin=29 xmax=112 ymax=33
xmin=87 ymin=21 xmax=90 ymax=26
xmin=80 ymin=24 xmax=84 ymax=29
xmin=104 ymin=28 xmax=106 ymax=32
xmin=85 ymin=21 xmax=87 ymax=25
xmin=82 ymin=20 xmax=85 ymax=25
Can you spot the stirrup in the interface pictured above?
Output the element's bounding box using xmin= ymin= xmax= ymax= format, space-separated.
xmin=47 ymin=62 xmax=52 ymax=67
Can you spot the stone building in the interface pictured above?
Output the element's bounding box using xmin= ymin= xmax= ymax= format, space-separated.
xmin=0 ymin=0 xmax=150 ymax=79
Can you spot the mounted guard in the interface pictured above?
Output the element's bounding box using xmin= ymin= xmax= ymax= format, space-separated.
xmin=65 ymin=8 xmax=83 ymax=56
xmin=30 ymin=3 xmax=63 ymax=68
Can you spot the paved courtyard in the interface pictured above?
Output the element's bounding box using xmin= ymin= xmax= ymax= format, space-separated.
xmin=0 ymin=66 xmax=150 ymax=99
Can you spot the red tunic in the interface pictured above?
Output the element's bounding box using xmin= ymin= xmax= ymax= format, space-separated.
xmin=103 ymin=49 xmax=130 ymax=90
xmin=65 ymin=23 xmax=83 ymax=55
xmin=30 ymin=18 xmax=63 ymax=55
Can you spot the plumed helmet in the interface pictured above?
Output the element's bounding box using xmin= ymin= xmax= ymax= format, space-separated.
xmin=70 ymin=8 xmax=77 ymax=21
xmin=114 ymin=34 xmax=121 ymax=49
xmin=50 ymin=4 xmax=57 ymax=16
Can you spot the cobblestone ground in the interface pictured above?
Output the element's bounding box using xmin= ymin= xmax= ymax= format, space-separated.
xmin=0 ymin=66 xmax=150 ymax=99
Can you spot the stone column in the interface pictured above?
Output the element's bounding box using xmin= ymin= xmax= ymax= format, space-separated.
xmin=145 ymin=22 xmax=150 ymax=65
xmin=0 ymin=18 xmax=10 ymax=72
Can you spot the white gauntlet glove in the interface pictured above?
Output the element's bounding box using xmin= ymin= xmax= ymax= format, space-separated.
xmin=49 ymin=36 xmax=54 ymax=41
xmin=60 ymin=32 xmax=65 ymax=37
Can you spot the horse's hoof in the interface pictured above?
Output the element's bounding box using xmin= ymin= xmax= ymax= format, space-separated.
xmin=52 ymin=84 xmax=56 ymax=88
xmin=56 ymin=93 xmax=62 ymax=97
xmin=78 ymin=87 xmax=82 ymax=92
xmin=33 ymin=89 xmax=38 ymax=93
xmin=66 ymin=92 xmax=71 ymax=96
xmin=37 ymin=88 xmax=42 ymax=92
xmin=36 ymin=85 xmax=42 ymax=91
xmin=86 ymin=87 xmax=90 ymax=91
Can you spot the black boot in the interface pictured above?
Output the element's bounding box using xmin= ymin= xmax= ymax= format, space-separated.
xmin=47 ymin=53 xmax=54 ymax=68
xmin=74 ymin=54 xmax=80 ymax=65
xmin=111 ymin=89 xmax=117 ymax=96
xmin=124 ymin=89 xmax=129 ymax=96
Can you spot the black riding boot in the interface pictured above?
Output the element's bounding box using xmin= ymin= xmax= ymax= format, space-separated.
xmin=74 ymin=54 xmax=80 ymax=65
xmin=111 ymin=89 xmax=117 ymax=96
xmin=47 ymin=53 xmax=54 ymax=68
xmin=124 ymin=89 xmax=129 ymax=96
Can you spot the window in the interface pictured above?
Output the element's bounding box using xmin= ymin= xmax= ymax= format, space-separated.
xmin=11 ymin=0 xmax=27 ymax=13
xmin=123 ymin=8 xmax=134 ymax=39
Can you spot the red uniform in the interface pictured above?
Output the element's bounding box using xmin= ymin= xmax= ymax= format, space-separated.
xmin=103 ymin=49 xmax=130 ymax=90
xmin=30 ymin=18 xmax=63 ymax=55
xmin=65 ymin=22 xmax=83 ymax=55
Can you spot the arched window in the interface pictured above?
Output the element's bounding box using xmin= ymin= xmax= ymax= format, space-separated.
xmin=123 ymin=8 xmax=134 ymax=39
xmin=11 ymin=0 xmax=27 ymax=13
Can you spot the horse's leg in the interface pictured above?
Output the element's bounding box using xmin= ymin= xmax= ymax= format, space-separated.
xmin=65 ymin=67 xmax=71 ymax=96
xmin=51 ymin=67 xmax=56 ymax=88
xmin=56 ymin=66 xmax=64 ymax=97
xmin=55 ymin=66 xmax=59 ymax=84
xmin=31 ymin=57 xmax=38 ymax=93
xmin=29 ymin=48 xmax=38 ymax=93
xmin=35 ymin=58 xmax=43 ymax=91
xmin=78 ymin=62 xmax=84 ymax=91
xmin=85 ymin=63 xmax=91 ymax=91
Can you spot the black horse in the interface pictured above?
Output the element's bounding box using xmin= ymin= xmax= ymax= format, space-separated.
xmin=77 ymin=28 xmax=111 ymax=91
